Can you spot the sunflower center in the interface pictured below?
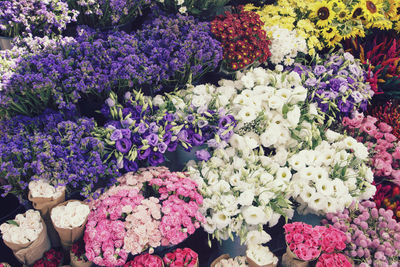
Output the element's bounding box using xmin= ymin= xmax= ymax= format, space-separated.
xmin=366 ymin=1 xmax=377 ymax=13
xmin=352 ymin=7 xmax=363 ymax=18
xmin=397 ymin=7 xmax=400 ymax=15
xmin=339 ymin=11 xmax=347 ymax=18
xmin=318 ymin=7 xmax=330 ymax=20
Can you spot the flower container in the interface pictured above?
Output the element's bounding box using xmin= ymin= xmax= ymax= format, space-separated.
xmin=282 ymin=247 xmax=315 ymax=267
xmin=28 ymin=187 xmax=65 ymax=247
xmin=0 ymin=36 xmax=12 ymax=50
xmin=2 ymin=212 xmax=51 ymax=265
xmin=210 ymin=254 xmax=230 ymax=267
xmin=50 ymin=200 xmax=89 ymax=252
xmin=70 ymin=250 xmax=92 ymax=267
xmin=246 ymin=256 xmax=277 ymax=267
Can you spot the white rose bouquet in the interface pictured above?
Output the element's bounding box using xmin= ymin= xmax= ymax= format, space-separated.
xmin=0 ymin=209 xmax=50 ymax=265
xmin=246 ymin=245 xmax=278 ymax=267
xmin=28 ymin=179 xmax=64 ymax=199
xmin=50 ymin=200 xmax=90 ymax=250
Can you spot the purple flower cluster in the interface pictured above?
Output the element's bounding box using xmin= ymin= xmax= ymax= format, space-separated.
xmin=94 ymin=90 xmax=236 ymax=172
xmin=67 ymin=0 xmax=151 ymax=28
xmin=0 ymin=0 xmax=78 ymax=37
xmin=0 ymin=110 xmax=120 ymax=202
xmin=0 ymin=14 xmax=221 ymax=116
xmin=292 ymin=49 xmax=374 ymax=118
xmin=322 ymin=200 xmax=400 ymax=266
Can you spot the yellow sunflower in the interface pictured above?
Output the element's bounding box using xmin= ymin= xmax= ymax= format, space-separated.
xmin=351 ymin=3 xmax=364 ymax=19
xmin=321 ymin=25 xmax=339 ymax=40
xmin=386 ymin=0 xmax=400 ymax=21
xmin=366 ymin=18 xmax=393 ymax=29
xmin=310 ymin=1 xmax=336 ymax=28
xmin=395 ymin=21 xmax=400 ymax=32
xmin=326 ymin=34 xmax=342 ymax=48
xmin=333 ymin=1 xmax=351 ymax=22
xmin=359 ymin=0 xmax=385 ymax=22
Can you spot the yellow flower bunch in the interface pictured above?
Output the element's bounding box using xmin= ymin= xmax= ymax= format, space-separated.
xmin=244 ymin=1 xmax=323 ymax=56
xmin=246 ymin=0 xmax=400 ymax=53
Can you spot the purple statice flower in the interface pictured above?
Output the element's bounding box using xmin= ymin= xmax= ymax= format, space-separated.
xmin=0 ymin=110 xmax=119 ymax=202
xmin=0 ymin=0 xmax=78 ymax=37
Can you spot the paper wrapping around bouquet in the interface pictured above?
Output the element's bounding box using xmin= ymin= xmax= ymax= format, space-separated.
xmin=28 ymin=189 xmax=65 ymax=247
xmin=211 ymin=254 xmax=230 ymax=267
xmin=70 ymin=250 xmax=92 ymax=267
xmin=3 ymin=218 xmax=51 ymax=265
xmin=51 ymin=200 xmax=89 ymax=251
xmin=282 ymin=247 xmax=311 ymax=267
xmin=246 ymin=256 xmax=277 ymax=267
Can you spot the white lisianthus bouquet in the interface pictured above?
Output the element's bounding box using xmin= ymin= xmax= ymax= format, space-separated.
xmin=28 ymin=179 xmax=64 ymax=198
xmin=289 ymin=136 xmax=376 ymax=215
xmin=0 ymin=210 xmax=42 ymax=244
xmin=246 ymin=245 xmax=278 ymax=266
xmin=266 ymin=26 xmax=308 ymax=66
xmin=188 ymin=145 xmax=292 ymax=244
xmin=51 ymin=201 xmax=90 ymax=229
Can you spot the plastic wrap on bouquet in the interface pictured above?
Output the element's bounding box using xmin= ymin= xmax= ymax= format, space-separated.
xmin=282 ymin=247 xmax=312 ymax=267
xmin=70 ymin=250 xmax=93 ymax=267
xmin=51 ymin=200 xmax=89 ymax=251
xmin=28 ymin=189 xmax=65 ymax=247
xmin=3 ymin=218 xmax=50 ymax=265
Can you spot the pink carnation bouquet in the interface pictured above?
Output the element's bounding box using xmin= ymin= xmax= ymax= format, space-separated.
xmin=84 ymin=167 xmax=205 ymax=266
xmin=163 ymin=248 xmax=198 ymax=267
xmin=342 ymin=111 xmax=400 ymax=184
xmin=124 ymin=253 xmax=163 ymax=267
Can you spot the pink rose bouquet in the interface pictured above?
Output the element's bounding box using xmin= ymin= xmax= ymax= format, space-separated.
xmin=84 ymin=167 xmax=205 ymax=266
xmin=342 ymin=111 xmax=400 ymax=184
xmin=284 ymin=222 xmax=323 ymax=261
xmin=124 ymin=253 xmax=163 ymax=267
xmin=316 ymin=253 xmax=352 ymax=267
xmin=321 ymin=227 xmax=347 ymax=253
xmin=163 ymin=248 xmax=198 ymax=267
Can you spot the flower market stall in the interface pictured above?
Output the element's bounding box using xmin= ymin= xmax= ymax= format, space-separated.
xmin=0 ymin=0 xmax=400 ymax=266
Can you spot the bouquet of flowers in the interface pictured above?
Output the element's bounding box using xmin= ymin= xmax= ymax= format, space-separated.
xmin=316 ymin=253 xmax=352 ymax=267
xmin=246 ymin=245 xmax=278 ymax=267
xmin=33 ymin=249 xmax=63 ymax=267
xmin=84 ymin=167 xmax=204 ymax=266
xmin=95 ymin=89 xmax=236 ymax=171
xmin=0 ymin=210 xmax=51 ymax=265
xmin=29 ymin=180 xmax=65 ymax=201
xmin=0 ymin=0 xmax=78 ymax=37
xmin=374 ymin=182 xmax=400 ymax=221
xmin=323 ymin=200 xmax=400 ymax=266
xmin=370 ymin=101 xmax=400 ymax=139
xmin=0 ymin=111 xmax=120 ymax=201
xmin=163 ymin=248 xmax=198 ymax=267
xmin=124 ymin=253 xmax=163 ymax=267
xmin=266 ymin=26 xmax=308 ymax=66
xmin=67 ymin=0 xmax=150 ymax=28
xmin=51 ymin=201 xmax=89 ymax=229
xmin=210 ymin=6 xmax=271 ymax=71
xmin=293 ymin=49 xmax=374 ymax=118
xmin=212 ymin=255 xmax=248 ymax=267
xmin=342 ymin=111 xmax=400 ymax=182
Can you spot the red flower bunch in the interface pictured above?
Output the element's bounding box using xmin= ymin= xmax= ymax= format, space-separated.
xmin=374 ymin=182 xmax=400 ymax=220
xmin=316 ymin=253 xmax=351 ymax=267
xmin=124 ymin=253 xmax=163 ymax=267
xmin=33 ymin=249 xmax=63 ymax=267
xmin=71 ymin=239 xmax=87 ymax=261
xmin=210 ymin=6 xmax=271 ymax=71
xmin=163 ymin=248 xmax=198 ymax=267
xmin=320 ymin=227 xmax=347 ymax=253
xmin=342 ymin=112 xmax=400 ymax=183
xmin=369 ymin=101 xmax=400 ymax=139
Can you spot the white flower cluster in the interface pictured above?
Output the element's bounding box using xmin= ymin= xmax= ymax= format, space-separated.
xmin=29 ymin=179 xmax=64 ymax=198
xmin=214 ymin=256 xmax=248 ymax=267
xmin=266 ymin=26 xmax=307 ymax=66
xmin=246 ymin=245 xmax=278 ymax=266
xmin=188 ymin=146 xmax=292 ymax=244
xmin=51 ymin=201 xmax=90 ymax=229
xmin=156 ymin=0 xmax=187 ymax=13
xmin=0 ymin=210 xmax=42 ymax=244
xmin=290 ymin=134 xmax=376 ymax=215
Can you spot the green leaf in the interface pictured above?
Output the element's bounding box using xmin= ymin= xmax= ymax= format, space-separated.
xmin=7 ymin=220 xmax=19 ymax=227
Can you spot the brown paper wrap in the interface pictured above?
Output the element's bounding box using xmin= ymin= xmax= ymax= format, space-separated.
xmin=282 ymin=247 xmax=311 ymax=267
xmin=3 ymin=217 xmax=51 ymax=265
xmin=246 ymin=256 xmax=277 ymax=267
xmin=28 ymin=189 xmax=65 ymax=247
xmin=211 ymin=254 xmax=230 ymax=267
xmin=70 ymin=250 xmax=92 ymax=267
xmin=51 ymin=200 xmax=89 ymax=251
